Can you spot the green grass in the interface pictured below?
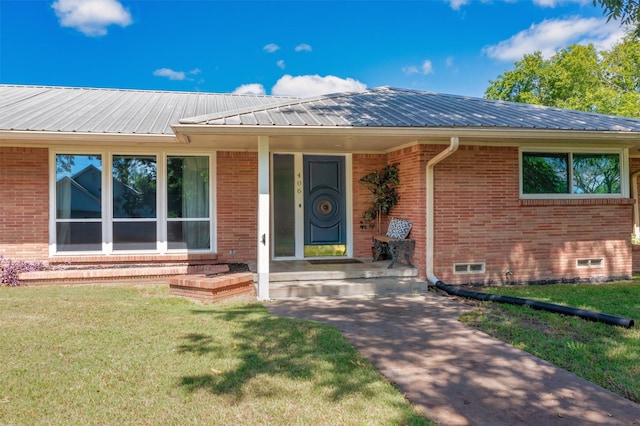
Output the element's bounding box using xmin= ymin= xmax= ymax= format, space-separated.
xmin=459 ymin=280 xmax=640 ymax=403
xmin=0 ymin=284 xmax=431 ymax=425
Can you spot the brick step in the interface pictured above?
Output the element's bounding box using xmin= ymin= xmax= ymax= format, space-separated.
xmin=18 ymin=263 xmax=229 ymax=286
xmin=169 ymin=272 xmax=255 ymax=303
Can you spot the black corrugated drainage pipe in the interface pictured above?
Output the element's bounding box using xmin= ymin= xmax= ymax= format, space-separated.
xmin=434 ymin=281 xmax=634 ymax=329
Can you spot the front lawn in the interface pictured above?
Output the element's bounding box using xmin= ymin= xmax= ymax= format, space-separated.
xmin=459 ymin=280 xmax=640 ymax=403
xmin=0 ymin=284 xmax=431 ymax=425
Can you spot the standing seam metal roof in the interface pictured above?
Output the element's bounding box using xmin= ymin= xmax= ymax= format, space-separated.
xmin=3 ymin=85 xmax=640 ymax=135
xmin=180 ymin=86 xmax=640 ymax=132
xmin=0 ymin=85 xmax=298 ymax=135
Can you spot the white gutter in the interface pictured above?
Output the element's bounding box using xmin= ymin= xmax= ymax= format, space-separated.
xmin=633 ymin=169 xmax=640 ymax=241
xmin=171 ymin=124 xmax=640 ymax=142
xmin=426 ymin=136 xmax=459 ymax=285
xmin=0 ymin=130 xmax=177 ymax=144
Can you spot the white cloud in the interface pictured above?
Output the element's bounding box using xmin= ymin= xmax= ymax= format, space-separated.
xmin=263 ymin=43 xmax=280 ymax=53
xmin=153 ymin=68 xmax=186 ymax=81
xmin=483 ymin=17 xmax=626 ymax=61
xmin=533 ymin=0 xmax=589 ymax=7
xmin=153 ymin=68 xmax=201 ymax=81
xmin=233 ymin=83 xmax=267 ymax=95
xmin=421 ymin=60 xmax=434 ymax=75
xmin=446 ymin=57 xmax=454 ymax=68
xmin=277 ymin=60 xmax=286 ymax=69
xmin=271 ymin=74 xmax=366 ymax=97
xmin=295 ymin=43 xmax=312 ymax=52
xmin=52 ymin=0 xmax=132 ymax=37
xmin=447 ymin=0 xmax=469 ymax=10
xmin=403 ymin=59 xmax=434 ymax=75
xmin=402 ymin=65 xmax=419 ymax=75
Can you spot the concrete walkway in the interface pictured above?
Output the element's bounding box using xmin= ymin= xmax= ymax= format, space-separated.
xmin=265 ymin=292 xmax=640 ymax=425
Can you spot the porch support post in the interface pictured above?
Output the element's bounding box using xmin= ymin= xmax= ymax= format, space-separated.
xmin=257 ymin=135 xmax=270 ymax=300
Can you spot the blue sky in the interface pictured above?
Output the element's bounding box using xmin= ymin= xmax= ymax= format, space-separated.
xmin=0 ymin=0 xmax=628 ymax=98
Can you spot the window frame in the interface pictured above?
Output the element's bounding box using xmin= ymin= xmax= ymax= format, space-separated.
xmin=49 ymin=149 xmax=216 ymax=256
xmin=519 ymin=147 xmax=629 ymax=199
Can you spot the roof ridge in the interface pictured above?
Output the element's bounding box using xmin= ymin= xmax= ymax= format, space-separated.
xmin=180 ymin=87 xmax=384 ymax=124
xmin=0 ymin=83 xmax=295 ymax=99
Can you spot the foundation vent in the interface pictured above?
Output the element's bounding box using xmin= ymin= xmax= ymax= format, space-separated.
xmin=576 ymin=258 xmax=604 ymax=268
xmin=454 ymin=262 xmax=486 ymax=274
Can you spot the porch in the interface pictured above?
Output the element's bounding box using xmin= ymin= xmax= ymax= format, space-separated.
xmin=264 ymin=258 xmax=424 ymax=299
xmin=18 ymin=257 xmax=425 ymax=299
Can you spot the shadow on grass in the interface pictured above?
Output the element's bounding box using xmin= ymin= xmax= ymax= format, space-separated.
xmin=177 ymin=304 xmax=386 ymax=403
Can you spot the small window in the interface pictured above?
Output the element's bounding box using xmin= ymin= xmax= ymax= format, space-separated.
xmin=522 ymin=151 xmax=622 ymax=197
xmin=454 ymin=262 xmax=486 ymax=274
xmin=576 ymin=258 xmax=604 ymax=268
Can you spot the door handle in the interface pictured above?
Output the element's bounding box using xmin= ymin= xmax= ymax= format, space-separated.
xmin=261 ymin=234 xmax=266 ymax=246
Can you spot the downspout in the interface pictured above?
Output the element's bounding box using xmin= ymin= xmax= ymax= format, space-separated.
xmin=426 ymin=136 xmax=459 ymax=285
xmin=632 ymin=169 xmax=640 ymax=242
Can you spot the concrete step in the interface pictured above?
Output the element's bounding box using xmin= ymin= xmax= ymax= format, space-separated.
xmin=268 ymin=276 xmax=428 ymax=299
xmin=267 ymin=264 xmax=418 ymax=283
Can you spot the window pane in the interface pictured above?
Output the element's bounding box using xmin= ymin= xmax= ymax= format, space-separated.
xmin=522 ymin=152 xmax=569 ymax=194
xmin=113 ymin=156 xmax=157 ymax=218
xmin=273 ymin=154 xmax=296 ymax=257
xmin=167 ymin=156 xmax=209 ymax=218
xmin=56 ymin=222 xmax=101 ymax=251
xmin=168 ymin=221 xmax=211 ymax=250
xmin=573 ymin=153 xmax=621 ymax=194
xmin=113 ymin=221 xmax=156 ymax=250
xmin=56 ymin=154 xmax=102 ymax=219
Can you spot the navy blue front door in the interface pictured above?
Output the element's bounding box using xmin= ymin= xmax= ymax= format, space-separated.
xmin=303 ymin=155 xmax=346 ymax=256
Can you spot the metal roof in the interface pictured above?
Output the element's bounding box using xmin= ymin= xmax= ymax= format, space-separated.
xmin=3 ymin=85 xmax=640 ymax=137
xmin=0 ymin=85 xmax=297 ymax=135
xmin=180 ymin=86 xmax=640 ymax=133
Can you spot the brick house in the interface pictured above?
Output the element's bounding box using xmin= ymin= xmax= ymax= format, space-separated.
xmin=2 ymin=84 xmax=640 ymax=297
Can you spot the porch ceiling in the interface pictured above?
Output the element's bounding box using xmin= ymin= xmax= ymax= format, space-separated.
xmin=183 ymin=132 xmax=429 ymax=153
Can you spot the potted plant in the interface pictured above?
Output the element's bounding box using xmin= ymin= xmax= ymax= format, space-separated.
xmin=359 ymin=163 xmax=400 ymax=235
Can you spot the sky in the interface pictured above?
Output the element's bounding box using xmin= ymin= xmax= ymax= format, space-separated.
xmin=0 ymin=0 xmax=630 ymax=98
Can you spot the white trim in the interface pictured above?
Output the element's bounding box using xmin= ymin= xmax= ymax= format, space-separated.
xmin=173 ymin=124 xmax=640 ymax=141
xmin=345 ymin=154 xmax=354 ymax=258
xmin=48 ymin=149 xmax=56 ymax=257
xmin=519 ymin=147 xmax=628 ymax=199
xmin=295 ymin=154 xmax=305 ymax=258
xmin=257 ymin=136 xmax=271 ymax=301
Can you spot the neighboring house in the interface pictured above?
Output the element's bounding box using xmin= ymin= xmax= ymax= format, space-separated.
xmin=2 ymin=84 xmax=640 ymax=297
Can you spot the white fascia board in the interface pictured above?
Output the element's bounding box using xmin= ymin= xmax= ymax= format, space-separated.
xmin=0 ymin=130 xmax=178 ymax=145
xmin=172 ymin=124 xmax=640 ymax=141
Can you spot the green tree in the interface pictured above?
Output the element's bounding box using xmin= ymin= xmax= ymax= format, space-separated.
xmin=485 ymin=36 xmax=640 ymax=117
xmin=594 ymin=0 xmax=640 ymax=36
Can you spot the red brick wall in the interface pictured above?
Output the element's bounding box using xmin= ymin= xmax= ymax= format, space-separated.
xmin=0 ymin=147 xmax=49 ymax=261
xmin=352 ymin=153 xmax=388 ymax=258
xmin=432 ymin=145 xmax=632 ymax=285
xmin=215 ymin=151 xmax=258 ymax=263
xmin=387 ymin=145 xmax=428 ymax=273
